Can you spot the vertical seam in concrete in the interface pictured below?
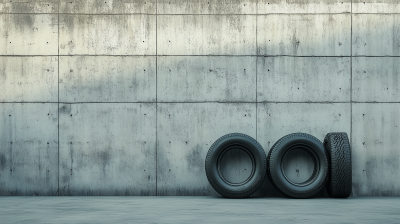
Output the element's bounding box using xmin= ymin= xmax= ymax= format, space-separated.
xmin=57 ymin=0 xmax=60 ymax=196
xmin=350 ymin=0 xmax=353 ymax=197
xmin=256 ymin=0 xmax=258 ymax=142
xmin=155 ymin=0 xmax=158 ymax=196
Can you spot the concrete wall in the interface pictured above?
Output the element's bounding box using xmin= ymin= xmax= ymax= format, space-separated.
xmin=0 ymin=0 xmax=399 ymax=196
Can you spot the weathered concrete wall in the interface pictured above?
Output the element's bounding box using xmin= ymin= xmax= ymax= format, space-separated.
xmin=0 ymin=0 xmax=399 ymax=196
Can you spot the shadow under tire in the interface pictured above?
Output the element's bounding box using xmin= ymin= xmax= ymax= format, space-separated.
xmin=205 ymin=133 xmax=267 ymax=198
xmin=324 ymin=132 xmax=352 ymax=198
xmin=267 ymin=133 xmax=328 ymax=198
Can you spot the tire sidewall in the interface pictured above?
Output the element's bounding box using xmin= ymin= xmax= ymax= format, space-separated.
xmin=269 ymin=134 xmax=328 ymax=197
xmin=206 ymin=134 xmax=266 ymax=196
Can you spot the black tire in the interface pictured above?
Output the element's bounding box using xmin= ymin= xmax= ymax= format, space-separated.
xmin=324 ymin=132 xmax=352 ymax=198
xmin=205 ymin=133 xmax=267 ymax=198
xmin=267 ymin=133 xmax=328 ymax=198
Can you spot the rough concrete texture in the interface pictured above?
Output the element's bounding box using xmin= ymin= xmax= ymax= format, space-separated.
xmin=353 ymin=14 xmax=400 ymax=56
xmin=257 ymin=14 xmax=351 ymax=56
xmin=157 ymin=103 xmax=256 ymax=195
xmin=60 ymin=0 xmax=156 ymax=14
xmin=0 ymin=0 xmax=58 ymax=13
xmin=1 ymin=0 xmax=400 ymax=196
xmin=258 ymin=0 xmax=351 ymax=14
xmin=257 ymin=57 xmax=351 ymax=102
xmin=0 ymin=14 xmax=58 ymax=55
xmin=0 ymin=57 xmax=58 ymax=102
xmin=257 ymin=103 xmax=351 ymax=151
xmin=353 ymin=57 xmax=400 ymax=102
xmin=59 ymin=15 xmax=156 ymax=55
xmin=158 ymin=15 xmax=256 ymax=55
xmin=0 ymin=103 xmax=58 ymax=196
xmin=353 ymin=0 xmax=400 ymax=13
xmin=158 ymin=56 xmax=256 ymax=102
xmin=58 ymin=103 xmax=156 ymax=196
xmin=59 ymin=56 xmax=156 ymax=102
xmin=352 ymin=104 xmax=400 ymax=196
xmin=1 ymin=197 xmax=399 ymax=224
xmin=157 ymin=0 xmax=257 ymax=14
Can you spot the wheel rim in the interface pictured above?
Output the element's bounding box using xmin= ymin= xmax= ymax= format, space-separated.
xmin=280 ymin=143 xmax=320 ymax=187
xmin=217 ymin=144 xmax=256 ymax=186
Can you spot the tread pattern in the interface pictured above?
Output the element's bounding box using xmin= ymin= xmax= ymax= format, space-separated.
xmin=205 ymin=133 xmax=267 ymax=198
xmin=267 ymin=133 xmax=328 ymax=198
xmin=324 ymin=132 xmax=352 ymax=198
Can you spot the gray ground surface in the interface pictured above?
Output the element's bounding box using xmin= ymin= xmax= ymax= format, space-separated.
xmin=0 ymin=196 xmax=399 ymax=223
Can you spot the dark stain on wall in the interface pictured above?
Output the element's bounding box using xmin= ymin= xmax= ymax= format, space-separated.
xmin=59 ymin=104 xmax=72 ymax=114
xmin=185 ymin=144 xmax=204 ymax=171
xmin=0 ymin=153 xmax=6 ymax=170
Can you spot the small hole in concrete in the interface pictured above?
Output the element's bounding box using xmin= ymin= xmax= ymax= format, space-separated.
xmin=363 ymin=114 xmax=365 ymax=116
xmin=70 ymin=69 xmax=73 ymax=72
xmin=144 ymin=142 xmax=146 ymax=144
xmin=48 ymin=113 xmax=49 ymax=115
xmin=9 ymin=115 xmax=11 ymax=116
xmin=10 ymin=142 xmax=12 ymax=144
xmin=70 ymin=142 xmax=72 ymax=144
xmin=244 ymin=114 xmax=246 ymax=116
xmin=47 ymin=142 xmax=49 ymax=144
xmin=70 ymin=114 xmax=72 ymax=117
xmin=169 ymin=169 xmax=171 ymax=171
xmin=268 ymin=69 xmax=270 ymax=71
xmin=339 ymin=114 xmax=341 ymax=116
xmin=144 ymin=70 xmax=146 ymax=71
xmin=47 ymin=42 xmax=48 ymax=43
xmin=10 ymin=170 xmax=12 ymax=172
xmin=185 ymin=141 xmax=188 ymax=144
xmin=47 ymin=69 xmax=49 ymax=71
xmin=144 ymin=114 xmax=146 ymax=115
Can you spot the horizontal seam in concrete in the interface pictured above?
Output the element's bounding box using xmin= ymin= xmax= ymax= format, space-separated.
xmin=3 ymin=102 xmax=400 ymax=104
xmin=4 ymin=55 xmax=400 ymax=57
xmin=158 ymin=13 xmax=352 ymax=15
xmin=3 ymin=12 xmax=400 ymax=16
xmin=0 ymin=13 xmax=156 ymax=15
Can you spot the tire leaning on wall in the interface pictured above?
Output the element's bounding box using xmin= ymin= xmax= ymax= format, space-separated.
xmin=323 ymin=132 xmax=352 ymax=198
xmin=205 ymin=133 xmax=267 ymax=198
xmin=267 ymin=133 xmax=328 ymax=198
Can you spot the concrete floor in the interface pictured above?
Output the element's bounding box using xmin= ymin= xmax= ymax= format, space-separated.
xmin=0 ymin=197 xmax=399 ymax=224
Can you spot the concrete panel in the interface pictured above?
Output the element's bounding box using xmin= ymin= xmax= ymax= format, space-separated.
xmin=0 ymin=103 xmax=58 ymax=196
xmin=59 ymin=15 xmax=156 ymax=55
xmin=0 ymin=14 xmax=58 ymax=55
xmin=353 ymin=14 xmax=400 ymax=56
xmin=258 ymin=0 xmax=351 ymax=14
xmin=60 ymin=0 xmax=156 ymax=14
xmin=353 ymin=57 xmax=400 ymax=102
xmin=157 ymin=103 xmax=256 ymax=195
xmin=0 ymin=57 xmax=58 ymax=102
xmin=0 ymin=0 xmax=58 ymax=13
xmin=157 ymin=56 xmax=256 ymax=102
xmin=257 ymin=14 xmax=351 ymax=56
xmin=352 ymin=103 xmax=400 ymax=196
xmin=353 ymin=0 xmax=400 ymax=13
xmin=157 ymin=0 xmax=256 ymax=14
xmin=257 ymin=57 xmax=350 ymax=102
xmin=257 ymin=103 xmax=350 ymax=152
xmin=157 ymin=15 xmax=256 ymax=55
xmin=59 ymin=103 xmax=156 ymax=196
xmin=59 ymin=56 xmax=156 ymax=103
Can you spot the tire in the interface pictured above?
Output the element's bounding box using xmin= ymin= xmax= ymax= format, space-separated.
xmin=267 ymin=133 xmax=328 ymax=198
xmin=323 ymin=132 xmax=352 ymax=198
xmin=205 ymin=133 xmax=267 ymax=198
